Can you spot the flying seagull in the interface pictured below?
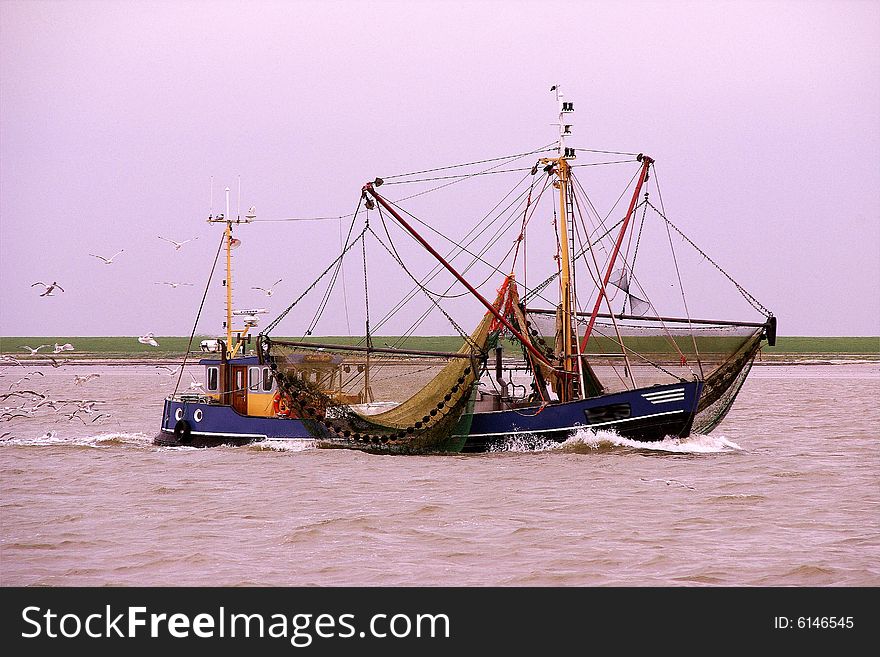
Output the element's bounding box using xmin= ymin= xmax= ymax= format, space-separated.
xmin=0 ymin=355 xmax=23 ymax=366
xmin=21 ymin=345 xmax=50 ymax=355
xmin=251 ymin=278 xmax=283 ymax=296
xmin=54 ymin=343 xmax=75 ymax=353
xmin=156 ymin=365 xmax=181 ymax=376
xmin=31 ymin=281 xmax=64 ymax=296
xmin=154 ymin=281 xmax=194 ymax=288
xmin=138 ymin=333 xmax=159 ymax=347
xmin=73 ymin=373 xmax=101 ymax=385
xmin=89 ymin=250 xmax=124 ymax=264
xmin=158 ymin=236 xmax=199 ymax=251
xmin=640 ymin=478 xmax=696 ymax=490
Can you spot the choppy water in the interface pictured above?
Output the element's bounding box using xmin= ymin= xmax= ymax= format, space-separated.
xmin=1 ymin=362 xmax=878 ymax=586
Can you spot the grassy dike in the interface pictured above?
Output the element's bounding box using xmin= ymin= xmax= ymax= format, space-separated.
xmin=1 ymin=335 xmax=878 ymax=359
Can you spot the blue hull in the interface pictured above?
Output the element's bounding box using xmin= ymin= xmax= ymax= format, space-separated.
xmin=156 ymin=398 xmax=312 ymax=447
xmin=155 ymin=380 xmax=702 ymax=450
xmin=460 ymin=380 xmax=703 ymax=452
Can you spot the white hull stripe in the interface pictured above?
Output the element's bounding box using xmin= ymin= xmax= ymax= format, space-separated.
xmin=645 ymin=396 xmax=685 ymax=405
xmin=457 ymin=409 xmax=685 ymax=439
xmin=161 ymin=428 xmax=270 ymax=439
xmin=642 ymin=388 xmax=685 ymax=399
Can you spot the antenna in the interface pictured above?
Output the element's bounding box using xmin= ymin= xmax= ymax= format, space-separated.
xmin=237 ymin=175 xmax=241 ymax=220
xmin=552 ymin=84 xmax=576 ymax=159
xmin=209 ymin=176 xmax=214 ymax=217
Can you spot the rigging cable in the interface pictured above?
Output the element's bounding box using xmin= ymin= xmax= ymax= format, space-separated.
xmin=263 ymin=225 xmax=369 ymax=335
xmin=303 ymin=198 xmax=364 ymax=337
xmin=340 ymin=217 xmax=352 ymax=334
xmin=652 ymin=165 xmax=704 ymax=377
xmin=570 ymin=181 xmax=690 ymax=368
xmin=368 ymin=171 xmax=556 ymax=338
xmin=644 ymin=199 xmax=771 ymax=317
xmin=380 ymin=143 xmax=556 ymax=181
xmin=172 ymin=231 xmax=226 ymax=396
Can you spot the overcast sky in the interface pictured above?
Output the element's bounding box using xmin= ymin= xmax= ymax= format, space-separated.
xmin=1 ymin=0 xmax=878 ymax=339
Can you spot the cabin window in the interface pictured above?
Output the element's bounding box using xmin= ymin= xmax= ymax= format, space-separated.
xmin=262 ymin=368 xmax=274 ymax=392
xmin=235 ymin=369 xmax=244 ymax=391
xmin=206 ymin=367 xmax=219 ymax=392
xmin=584 ymin=403 xmax=631 ymax=424
xmin=248 ymin=367 xmax=261 ymax=391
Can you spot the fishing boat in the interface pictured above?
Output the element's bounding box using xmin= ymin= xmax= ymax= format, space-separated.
xmin=156 ymin=88 xmax=775 ymax=452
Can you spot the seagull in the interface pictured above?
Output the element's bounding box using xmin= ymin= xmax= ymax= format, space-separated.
xmin=21 ymin=345 xmax=51 ymax=355
xmin=189 ymin=373 xmax=205 ymax=391
xmin=156 ymin=365 xmax=181 ymax=376
xmin=60 ymin=410 xmax=88 ymax=424
xmin=77 ymin=400 xmax=100 ymax=414
xmin=0 ymin=355 xmax=23 ymax=366
xmin=89 ymin=249 xmax=124 ymax=264
xmin=54 ymin=343 xmax=75 ymax=353
xmin=640 ymin=477 xmax=696 ymax=490
xmin=31 ymin=281 xmax=64 ymax=296
xmin=158 ymin=236 xmax=198 ymax=251
xmin=48 ymin=356 xmax=68 ymax=368
xmin=73 ymin=373 xmax=101 ymax=385
xmin=251 ymin=278 xmax=283 ymax=296
xmin=138 ymin=333 xmax=159 ymax=347
xmin=0 ymin=390 xmax=45 ymax=401
xmin=1 ymin=410 xmax=31 ymax=421
xmin=154 ymin=281 xmax=194 ymax=288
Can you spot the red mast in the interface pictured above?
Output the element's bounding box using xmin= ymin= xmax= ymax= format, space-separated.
xmin=579 ymin=155 xmax=653 ymax=351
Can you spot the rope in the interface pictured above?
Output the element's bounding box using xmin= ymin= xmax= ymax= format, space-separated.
xmin=304 ymin=200 xmax=364 ymax=337
xmin=644 ymin=200 xmax=772 ymax=317
xmin=380 ymin=144 xmax=555 ymax=180
xmin=173 ymin=231 xmax=226 ymax=395
xmin=574 ymin=148 xmax=641 ymax=156
xmin=385 ymin=160 xmax=634 ymax=185
xmin=369 ymin=221 xmax=478 ymax=350
xmin=369 ymin=173 xmax=555 ymax=335
xmin=262 ymin=225 xmax=368 ymax=334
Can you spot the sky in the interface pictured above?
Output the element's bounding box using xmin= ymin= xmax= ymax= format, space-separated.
xmin=1 ymin=0 xmax=878 ymax=338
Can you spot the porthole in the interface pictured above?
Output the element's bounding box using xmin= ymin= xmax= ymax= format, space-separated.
xmin=193 ymin=409 xmax=203 ymax=422
xmin=174 ymin=408 xmax=184 ymax=421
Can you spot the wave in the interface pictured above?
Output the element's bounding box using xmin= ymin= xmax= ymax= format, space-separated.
xmin=488 ymin=428 xmax=742 ymax=454
xmin=0 ymin=431 xmax=153 ymax=448
xmin=247 ymin=438 xmax=317 ymax=452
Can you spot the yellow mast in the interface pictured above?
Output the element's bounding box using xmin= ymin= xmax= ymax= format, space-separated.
xmin=225 ymin=219 xmax=233 ymax=350
xmin=556 ymin=157 xmax=573 ymax=401
xmin=543 ymin=85 xmax=578 ymax=401
xmin=207 ymin=185 xmax=254 ymax=358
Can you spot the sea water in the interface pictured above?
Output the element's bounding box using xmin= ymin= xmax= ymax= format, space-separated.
xmin=1 ymin=362 xmax=877 ymax=586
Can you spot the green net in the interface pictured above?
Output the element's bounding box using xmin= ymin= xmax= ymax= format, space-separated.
xmin=523 ymin=309 xmax=765 ymax=405
xmin=262 ymin=301 xmax=499 ymax=454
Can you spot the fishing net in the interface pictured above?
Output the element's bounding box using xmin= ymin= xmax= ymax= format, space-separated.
xmin=261 ymin=304 xmax=498 ymax=454
xmin=522 ymin=309 xmax=765 ymax=404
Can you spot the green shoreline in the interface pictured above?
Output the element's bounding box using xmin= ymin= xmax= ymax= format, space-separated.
xmin=1 ymin=336 xmax=878 ymax=359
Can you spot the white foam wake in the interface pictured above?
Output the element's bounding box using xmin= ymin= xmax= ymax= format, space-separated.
xmin=487 ymin=429 xmax=741 ymax=454
xmin=249 ymin=438 xmax=317 ymax=452
xmin=0 ymin=431 xmax=153 ymax=448
xmin=561 ymin=428 xmax=742 ymax=453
